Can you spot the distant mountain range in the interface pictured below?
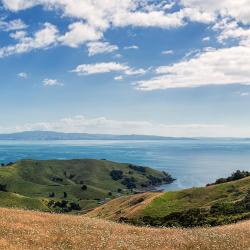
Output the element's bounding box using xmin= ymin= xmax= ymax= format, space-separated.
xmin=0 ymin=131 xmax=190 ymax=141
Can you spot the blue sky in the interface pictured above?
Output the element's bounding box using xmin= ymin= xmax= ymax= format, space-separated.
xmin=0 ymin=0 xmax=250 ymax=137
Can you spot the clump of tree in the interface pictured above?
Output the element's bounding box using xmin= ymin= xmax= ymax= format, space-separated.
xmin=110 ymin=170 xmax=123 ymax=181
xmin=162 ymin=171 xmax=176 ymax=183
xmin=147 ymin=175 xmax=163 ymax=186
xmin=81 ymin=185 xmax=87 ymax=190
xmin=121 ymin=177 xmax=136 ymax=189
xmin=48 ymin=200 xmax=81 ymax=212
xmin=128 ymin=164 xmax=146 ymax=173
xmin=207 ymin=170 xmax=250 ymax=186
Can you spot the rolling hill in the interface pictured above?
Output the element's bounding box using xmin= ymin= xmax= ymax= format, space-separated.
xmin=88 ymin=175 xmax=250 ymax=227
xmin=0 ymin=207 xmax=249 ymax=250
xmin=0 ymin=159 xmax=174 ymax=212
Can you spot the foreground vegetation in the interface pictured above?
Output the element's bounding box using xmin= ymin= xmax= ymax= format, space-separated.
xmin=0 ymin=159 xmax=173 ymax=212
xmin=0 ymin=207 xmax=249 ymax=250
xmin=89 ymin=173 xmax=250 ymax=227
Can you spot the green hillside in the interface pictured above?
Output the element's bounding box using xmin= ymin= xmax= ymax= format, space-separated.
xmin=0 ymin=159 xmax=173 ymax=212
xmin=89 ymin=174 xmax=250 ymax=227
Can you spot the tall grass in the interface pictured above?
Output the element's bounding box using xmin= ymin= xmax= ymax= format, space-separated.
xmin=0 ymin=207 xmax=249 ymax=249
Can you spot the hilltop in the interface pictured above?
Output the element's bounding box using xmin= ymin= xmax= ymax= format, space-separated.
xmin=0 ymin=159 xmax=174 ymax=212
xmin=88 ymin=174 xmax=250 ymax=227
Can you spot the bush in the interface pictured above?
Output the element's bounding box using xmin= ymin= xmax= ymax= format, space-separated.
xmin=48 ymin=200 xmax=81 ymax=212
xmin=121 ymin=177 xmax=136 ymax=189
xmin=128 ymin=164 xmax=146 ymax=173
xmin=110 ymin=170 xmax=123 ymax=180
xmin=81 ymin=185 xmax=87 ymax=190
xmin=207 ymin=170 xmax=250 ymax=186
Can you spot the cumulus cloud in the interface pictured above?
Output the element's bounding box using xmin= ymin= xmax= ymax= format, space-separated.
xmin=0 ymin=23 xmax=58 ymax=58
xmin=43 ymin=78 xmax=63 ymax=86
xmin=136 ymin=45 xmax=250 ymax=90
xmin=86 ymin=41 xmax=118 ymax=56
xmin=59 ymin=22 xmax=103 ymax=48
xmin=1 ymin=0 xmax=186 ymax=29
xmin=71 ymin=62 xmax=146 ymax=76
xmin=2 ymin=0 xmax=248 ymax=59
xmin=180 ymin=0 xmax=250 ymax=24
xmin=0 ymin=18 xmax=27 ymax=31
xmin=0 ymin=115 xmax=241 ymax=137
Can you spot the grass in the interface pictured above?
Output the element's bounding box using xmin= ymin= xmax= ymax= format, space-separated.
xmin=0 ymin=159 xmax=170 ymax=212
xmin=141 ymin=176 xmax=250 ymax=218
xmin=0 ymin=207 xmax=249 ymax=249
xmin=88 ymin=176 xmax=250 ymax=227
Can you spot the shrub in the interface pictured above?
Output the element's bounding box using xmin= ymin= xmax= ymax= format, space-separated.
xmin=81 ymin=185 xmax=87 ymax=191
xmin=110 ymin=170 xmax=123 ymax=181
xmin=121 ymin=177 xmax=136 ymax=189
xmin=207 ymin=170 xmax=250 ymax=186
xmin=128 ymin=164 xmax=146 ymax=173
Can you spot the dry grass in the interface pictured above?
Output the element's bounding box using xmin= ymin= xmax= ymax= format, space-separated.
xmin=0 ymin=208 xmax=249 ymax=249
xmin=87 ymin=192 xmax=162 ymax=220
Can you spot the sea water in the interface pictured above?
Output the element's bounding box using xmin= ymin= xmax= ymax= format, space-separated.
xmin=0 ymin=139 xmax=250 ymax=191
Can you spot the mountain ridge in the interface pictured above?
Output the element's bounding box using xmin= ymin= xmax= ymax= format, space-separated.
xmin=0 ymin=130 xmax=197 ymax=140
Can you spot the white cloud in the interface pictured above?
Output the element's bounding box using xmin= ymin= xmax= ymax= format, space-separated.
xmin=71 ymin=62 xmax=146 ymax=76
xmin=0 ymin=23 xmax=58 ymax=58
xmin=59 ymin=22 xmax=103 ymax=48
xmin=162 ymin=50 xmax=174 ymax=55
xmin=86 ymin=41 xmax=118 ymax=56
xmin=18 ymin=72 xmax=28 ymax=78
xmin=1 ymin=0 xmax=36 ymax=11
xmin=43 ymin=78 xmax=63 ymax=86
xmin=124 ymin=45 xmax=139 ymax=50
xmin=0 ymin=18 xmax=27 ymax=31
xmin=9 ymin=30 xmax=27 ymax=40
xmin=1 ymin=0 xmax=187 ymax=30
xmin=1 ymin=115 xmax=250 ymax=137
xmin=136 ymin=45 xmax=250 ymax=90
xmin=114 ymin=75 xmax=124 ymax=81
xmin=202 ymin=36 xmax=210 ymax=42
xmin=180 ymin=0 xmax=250 ymax=25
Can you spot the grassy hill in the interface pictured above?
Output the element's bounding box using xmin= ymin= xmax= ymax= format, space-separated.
xmin=0 ymin=207 xmax=249 ymax=249
xmin=0 ymin=159 xmax=173 ymax=212
xmin=88 ymin=175 xmax=250 ymax=227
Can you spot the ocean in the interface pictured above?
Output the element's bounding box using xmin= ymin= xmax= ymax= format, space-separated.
xmin=0 ymin=139 xmax=250 ymax=191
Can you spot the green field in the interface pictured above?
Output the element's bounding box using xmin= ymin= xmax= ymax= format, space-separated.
xmin=0 ymin=159 xmax=172 ymax=212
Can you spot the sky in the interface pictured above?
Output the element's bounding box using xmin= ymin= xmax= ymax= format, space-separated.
xmin=0 ymin=0 xmax=250 ymax=137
